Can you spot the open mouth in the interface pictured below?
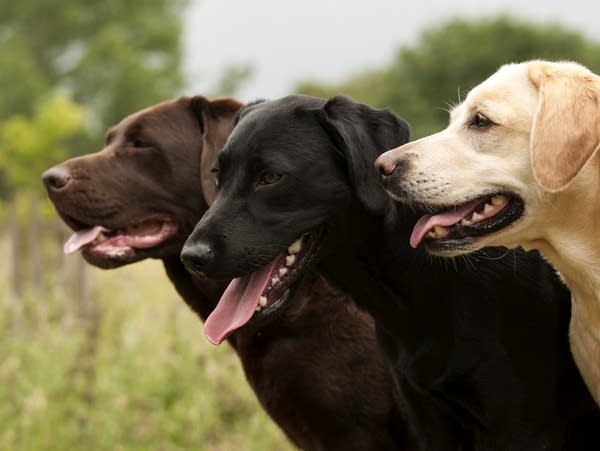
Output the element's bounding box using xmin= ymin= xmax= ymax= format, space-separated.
xmin=63 ymin=215 xmax=178 ymax=262
xmin=203 ymin=228 xmax=324 ymax=345
xmin=410 ymin=193 xmax=524 ymax=252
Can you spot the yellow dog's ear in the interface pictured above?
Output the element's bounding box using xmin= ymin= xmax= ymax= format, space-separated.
xmin=529 ymin=61 xmax=600 ymax=192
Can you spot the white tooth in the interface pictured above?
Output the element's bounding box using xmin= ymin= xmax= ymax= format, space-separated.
xmin=483 ymin=203 xmax=494 ymax=215
xmin=427 ymin=230 xmax=437 ymax=238
xmin=460 ymin=218 xmax=471 ymax=226
xmin=472 ymin=212 xmax=484 ymax=222
xmin=259 ymin=296 xmax=267 ymax=307
xmin=434 ymin=225 xmax=447 ymax=236
xmin=491 ymin=195 xmax=507 ymax=206
xmin=285 ymin=255 xmax=296 ymax=267
xmin=288 ymin=239 xmax=302 ymax=255
xmin=271 ymin=277 xmax=280 ymax=285
xmin=92 ymin=233 xmax=106 ymax=245
xmin=279 ymin=268 xmax=288 ymax=277
xmin=256 ymin=305 xmax=262 ymax=312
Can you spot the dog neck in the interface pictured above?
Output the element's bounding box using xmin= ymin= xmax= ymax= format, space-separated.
xmin=522 ymin=179 xmax=600 ymax=405
xmin=526 ymin=178 xmax=600 ymax=305
xmin=316 ymin=202 xmax=422 ymax=332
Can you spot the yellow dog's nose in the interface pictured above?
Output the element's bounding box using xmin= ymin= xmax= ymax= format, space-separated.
xmin=374 ymin=154 xmax=398 ymax=178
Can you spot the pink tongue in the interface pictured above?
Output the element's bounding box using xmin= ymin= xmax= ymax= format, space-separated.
xmin=410 ymin=199 xmax=484 ymax=248
xmin=204 ymin=258 xmax=280 ymax=345
xmin=64 ymin=226 xmax=109 ymax=254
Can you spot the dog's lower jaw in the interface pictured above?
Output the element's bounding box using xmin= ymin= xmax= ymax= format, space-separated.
xmin=423 ymin=238 xmax=479 ymax=257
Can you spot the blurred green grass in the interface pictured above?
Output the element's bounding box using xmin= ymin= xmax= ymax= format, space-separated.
xmin=0 ymin=234 xmax=294 ymax=450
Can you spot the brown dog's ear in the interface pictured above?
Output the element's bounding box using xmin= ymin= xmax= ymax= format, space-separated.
xmin=188 ymin=96 xmax=243 ymax=205
xmin=529 ymin=61 xmax=600 ymax=192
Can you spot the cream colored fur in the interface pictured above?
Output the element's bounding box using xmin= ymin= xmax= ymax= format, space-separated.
xmin=379 ymin=60 xmax=600 ymax=404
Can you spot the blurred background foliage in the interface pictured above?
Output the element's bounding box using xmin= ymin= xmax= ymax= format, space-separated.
xmin=2 ymin=3 xmax=600 ymax=449
xmin=297 ymin=15 xmax=600 ymax=139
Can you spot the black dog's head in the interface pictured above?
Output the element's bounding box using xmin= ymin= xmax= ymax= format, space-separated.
xmin=181 ymin=94 xmax=409 ymax=344
xmin=42 ymin=96 xmax=242 ymax=268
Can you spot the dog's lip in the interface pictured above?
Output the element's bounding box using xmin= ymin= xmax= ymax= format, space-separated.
xmin=203 ymin=226 xmax=325 ymax=345
xmin=253 ymin=227 xmax=324 ymax=317
xmin=65 ymin=214 xmax=178 ymax=258
xmin=412 ymin=193 xmax=524 ymax=249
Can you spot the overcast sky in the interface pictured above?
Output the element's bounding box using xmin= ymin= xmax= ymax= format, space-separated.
xmin=182 ymin=0 xmax=600 ymax=102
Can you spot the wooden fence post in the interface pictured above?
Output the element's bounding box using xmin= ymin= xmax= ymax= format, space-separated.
xmin=7 ymin=199 xmax=22 ymax=333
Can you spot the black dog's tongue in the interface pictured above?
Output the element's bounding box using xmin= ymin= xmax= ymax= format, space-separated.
xmin=204 ymin=259 xmax=279 ymax=345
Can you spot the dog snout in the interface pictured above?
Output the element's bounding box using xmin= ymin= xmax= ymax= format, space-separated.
xmin=375 ymin=154 xmax=398 ymax=178
xmin=42 ymin=165 xmax=72 ymax=191
xmin=375 ymin=153 xmax=410 ymax=181
xmin=181 ymin=242 xmax=214 ymax=276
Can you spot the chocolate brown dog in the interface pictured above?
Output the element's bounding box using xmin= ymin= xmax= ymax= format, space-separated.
xmin=42 ymin=96 xmax=414 ymax=450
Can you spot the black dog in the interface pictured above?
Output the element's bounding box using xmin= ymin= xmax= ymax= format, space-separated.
xmin=182 ymin=95 xmax=600 ymax=451
xmin=42 ymin=96 xmax=415 ymax=451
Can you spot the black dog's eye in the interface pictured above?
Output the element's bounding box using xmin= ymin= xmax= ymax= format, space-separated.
xmin=259 ymin=172 xmax=282 ymax=185
xmin=470 ymin=113 xmax=493 ymax=130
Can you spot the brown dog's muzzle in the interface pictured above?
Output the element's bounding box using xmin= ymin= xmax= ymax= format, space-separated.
xmin=42 ymin=165 xmax=72 ymax=192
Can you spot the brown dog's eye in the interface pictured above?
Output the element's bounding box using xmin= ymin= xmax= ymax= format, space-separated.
xmin=470 ymin=113 xmax=493 ymax=129
xmin=128 ymin=137 xmax=149 ymax=148
xmin=260 ymin=172 xmax=282 ymax=185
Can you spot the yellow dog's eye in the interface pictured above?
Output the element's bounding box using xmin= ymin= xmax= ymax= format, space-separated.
xmin=470 ymin=113 xmax=493 ymax=129
xmin=260 ymin=172 xmax=282 ymax=185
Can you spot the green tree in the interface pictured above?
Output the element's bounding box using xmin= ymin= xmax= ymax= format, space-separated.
xmin=0 ymin=0 xmax=189 ymax=201
xmin=211 ymin=63 xmax=255 ymax=97
xmin=0 ymin=0 xmax=188 ymax=128
xmin=0 ymin=93 xmax=86 ymax=195
xmin=297 ymin=16 xmax=600 ymax=138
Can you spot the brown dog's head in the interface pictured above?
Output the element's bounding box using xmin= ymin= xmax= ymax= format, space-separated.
xmin=375 ymin=60 xmax=600 ymax=257
xmin=43 ymin=96 xmax=242 ymax=268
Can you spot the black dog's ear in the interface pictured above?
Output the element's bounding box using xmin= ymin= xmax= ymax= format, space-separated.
xmin=315 ymin=95 xmax=410 ymax=214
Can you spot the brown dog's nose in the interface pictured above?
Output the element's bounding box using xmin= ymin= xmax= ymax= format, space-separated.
xmin=375 ymin=155 xmax=398 ymax=178
xmin=42 ymin=166 xmax=71 ymax=191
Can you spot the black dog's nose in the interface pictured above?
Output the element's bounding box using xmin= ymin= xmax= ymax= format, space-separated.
xmin=42 ymin=166 xmax=72 ymax=191
xmin=181 ymin=242 xmax=213 ymax=275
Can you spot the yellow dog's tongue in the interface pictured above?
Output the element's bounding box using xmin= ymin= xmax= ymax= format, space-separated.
xmin=204 ymin=259 xmax=279 ymax=345
xmin=410 ymin=199 xmax=483 ymax=248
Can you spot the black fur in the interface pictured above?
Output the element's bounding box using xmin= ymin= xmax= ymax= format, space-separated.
xmin=183 ymin=94 xmax=600 ymax=450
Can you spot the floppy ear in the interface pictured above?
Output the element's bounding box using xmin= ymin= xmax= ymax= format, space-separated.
xmin=529 ymin=61 xmax=600 ymax=192
xmin=315 ymin=95 xmax=410 ymax=213
xmin=188 ymin=96 xmax=243 ymax=205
